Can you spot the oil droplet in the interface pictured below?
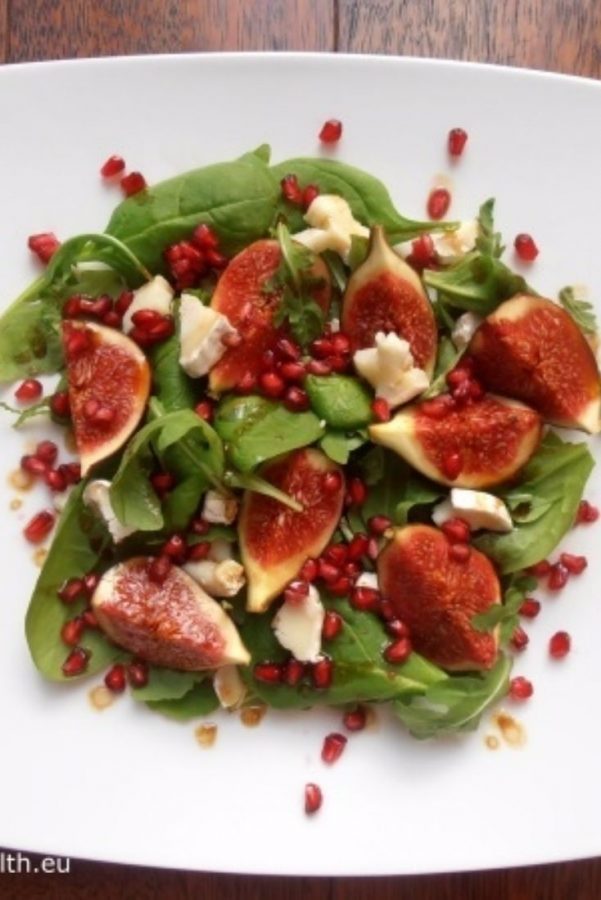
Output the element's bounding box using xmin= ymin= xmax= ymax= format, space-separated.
xmin=32 ymin=548 xmax=48 ymax=567
xmin=8 ymin=469 xmax=34 ymax=491
xmin=195 ymin=722 xmax=218 ymax=748
xmin=64 ymin=430 xmax=78 ymax=454
xmin=10 ymin=497 xmax=23 ymax=511
xmin=493 ymin=710 xmax=526 ymax=748
xmin=485 ymin=734 xmax=500 ymax=750
xmin=240 ymin=704 xmax=267 ymax=727
xmin=89 ymin=685 xmax=115 ymax=711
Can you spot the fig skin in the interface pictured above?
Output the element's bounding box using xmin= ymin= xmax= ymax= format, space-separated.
xmin=369 ymin=393 xmax=542 ymax=489
xmin=342 ymin=226 xmax=437 ymax=377
xmin=469 ymin=294 xmax=601 ymax=434
xmin=92 ymin=558 xmax=250 ymax=671
xmin=209 ymin=239 xmax=331 ymax=393
xmin=378 ymin=524 xmax=501 ymax=671
xmin=239 ymin=448 xmax=345 ymax=613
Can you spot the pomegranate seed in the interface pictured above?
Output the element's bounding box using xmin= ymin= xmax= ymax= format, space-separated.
xmin=322 ymin=610 xmax=343 ymax=640
xmin=100 ymin=155 xmax=125 ymax=177
xmin=371 ymin=397 xmax=391 ymax=423
xmin=192 ymin=223 xmax=219 ymax=250
xmin=81 ymin=295 xmax=112 ymax=318
xmin=379 ymin=600 xmax=395 ymax=621
xmin=162 ymin=534 xmax=186 ymax=560
xmin=446 ymin=367 xmax=470 ymax=389
xmin=328 ymin=576 xmax=352 ymax=597
xmin=275 ymin=338 xmax=301 ymax=361
xmin=23 ymin=510 xmax=55 ymax=543
xmin=420 ymin=395 xmax=455 ymax=419
xmin=548 ymin=563 xmax=569 ymax=591
xmin=367 ymin=537 xmax=380 ymax=560
xmin=259 ymin=371 xmax=285 ymax=399
xmin=15 ymin=379 xmax=43 ymax=404
xmin=62 ymin=295 xmax=83 ymax=318
xmin=303 ymin=184 xmax=320 ymax=209
xmin=427 ymin=188 xmax=451 ymax=220
xmin=511 ymin=626 xmax=529 ymax=651
xmin=304 ymin=783 xmax=323 ymax=815
xmin=351 ymin=586 xmax=380 ymax=612
xmin=347 ymin=533 xmax=370 ymax=560
xmin=448 ymin=127 xmax=468 ymax=157
xmin=187 ymin=541 xmax=211 ymax=561
xmin=442 ymin=451 xmax=463 ymax=481
xmin=283 ymin=658 xmax=306 ymax=687
xmin=280 ymin=174 xmax=303 ymax=205
xmin=312 ymin=657 xmax=333 ymax=689
xmin=115 ymin=291 xmax=134 ymax=315
xmin=21 ymin=455 xmax=49 ymax=477
xmin=121 ymin=171 xmax=146 ymax=196
xmin=102 ymin=310 xmax=122 ymax=329
xmin=189 ymin=516 xmax=209 ymax=535
xmin=306 ymin=359 xmax=332 ymax=376
xmin=300 ymin=558 xmax=319 ymax=582
xmin=319 ymin=119 xmax=343 ymax=144
xmin=311 ymin=337 xmax=334 ymax=359
xmin=347 ymin=477 xmax=368 ymax=506
xmin=104 ymin=663 xmax=127 ymax=693
xmin=127 ymin=660 xmax=149 ymax=688
xmin=324 ymin=544 xmax=348 ymax=567
xmin=386 ymin=618 xmax=410 ymax=638
xmin=82 ymin=609 xmax=99 ymax=629
xmin=57 ymin=578 xmax=85 ymax=605
xmin=44 ymin=468 xmax=67 ymax=492
xmin=37 ymin=445 xmax=59 ymax=473
xmin=549 ymin=630 xmax=571 ymax=659
xmin=28 ymin=232 xmax=61 ymax=263
xmin=61 ymin=647 xmax=90 ymax=677
xmin=520 ymin=598 xmax=541 ymax=619
xmin=318 ymin=559 xmax=341 ymax=583
xmin=344 ymin=559 xmax=361 ymax=579
xmin=368 ymin=515 xmax=392 ymax=535
xmin=254 ymin=662 xmax=283 ymax=684
xmin=323 ymin=471 xmax=343 ymax=494
xmin=384 ymin=637 xmax=412 ymax=664
xmin=83 ymin=399 xmax=115 ymax=426
xmin=560 ymin=552 xmax=587 ymax=575
xmin=83 ymin=572 xmax=99 ymax=596
xmin=441 ymin=517 xmax=471 ymax=544
xmin=321 ymin=732 xmax=347 ymax=765
xmin=236 ymin=371 xmax=257 ymax=394
xmin=131 ymin=309 xmax=163 ymax=329
xmin=509 ymin=676 xmax=534 ymax=701
xmin=60 ymin=462 xmax=81 ymax=485
xmin=528 ymin=559 xmax=552 ymax=578
xmin=60 ymin=616 xmax=85 ymax=646
xmin=343 ymin=706 xmax=366 ymax=732
xmin=149 ymin=554 xmax=172 ymax=585
xmin=280 ymin=361 xmax=306 ymax=383
xmin=50 ymin=390 xmax=70 ymax=418
xmin=576 ymin=499 xmax=599 ymax=524
xmin=65 ymin=329 xmax=90 ymax=357
xmin=195 ymin=400 xmax=214 ymax=422
xmin=151 ymin=472 xmax=175 ymax=495
xmin=514 ymin=233 xmax=539 ymax=262
xmin=408 ymin=234 xmax=436 ymax=269
xmin=284 ymin=386 xmax=310 ymax=412
xmin=284 ymin=580 xmax=310 ymax=604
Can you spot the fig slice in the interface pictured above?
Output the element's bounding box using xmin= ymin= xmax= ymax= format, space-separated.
xmin=63 ymin=321 xmax=151 ymax=475
xmin=469 ymin=294 xmax=601 ymax=433
xmin=239 ymin=448 xmax=345 ymax=613
xmin=370 ymin=394 xmax=542 ymax=489
xmin=92 ymin=558 xmax=250 ymax=671
xmin=209 ymin=239 xmax=331 ymax=393
xmin=342 ymin=226 xmax=437 ymax=376
xmin=378 ymin=524 xmax=501 ymax=670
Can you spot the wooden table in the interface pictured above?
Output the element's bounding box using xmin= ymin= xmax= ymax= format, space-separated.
xmin=2 ymin=1 xmax=601 ymax=897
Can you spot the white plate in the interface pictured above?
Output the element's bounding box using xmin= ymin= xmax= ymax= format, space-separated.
xmin=1 ymin=53 xmax=600 ymax=876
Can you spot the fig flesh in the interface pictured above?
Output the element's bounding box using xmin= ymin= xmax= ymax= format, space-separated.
xmin=378 ymin=524 xmax=501 ymax=670
xmin=239 ymin=448 xmax=345 ymax=613
xmin=209 ymin=239 xmax=331 ymax=393
xmin=370 ymin=394 xmax=542 ymax=489
xmin=469 ymin=294 xmax=601 ymax=433
xmin=342 ymin=226 xmax=437 ymax=376
xmin=92 ymin=558 xmax=250 ymax=670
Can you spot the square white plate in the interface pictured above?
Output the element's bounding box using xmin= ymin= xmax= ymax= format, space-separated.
xmin=1 ymin=53 xmax=600 ymax=876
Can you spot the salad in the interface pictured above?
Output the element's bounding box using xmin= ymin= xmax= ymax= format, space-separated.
xmin=2 ymin=126 xmax=599 ymax=805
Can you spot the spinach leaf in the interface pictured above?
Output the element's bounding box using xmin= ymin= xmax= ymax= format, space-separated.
xmin=148 ymin=333 xmax=197 ymax=413
xmin=393 ymin=655 xmax=511 ymax=739
xmin=25 ymin=484 xmax=123 ymax=681
xmin=559 ymin=286 xmax=598 ymax=336
xmin=356 ymin=447 xmax=442 ymax=526
xmin=130 ymin=667 xmax=204 ymax=702
xmin=269 ymin=222 xmax=326 ymax=348
xmin=320 ymin=430 xmax=366 ymax=464
xmin=474 ymin=433 xmax=594 ymax=572
xmin=146 ymin=680 xmax=219 ymax=721
xmin=305 ymin=374 xmax=372 ymax=429
xmin=214 ymin=394 xmax=324 ymax=472
xmin=472 ymin=573 xmax=538 ymax=645
xmin=224 ymin=470 xmax=302 ymax=513
xmin=106 ymin=148 xmax=279 ymax=272
xmin=272 ymin=157 xmax=455 ymax=242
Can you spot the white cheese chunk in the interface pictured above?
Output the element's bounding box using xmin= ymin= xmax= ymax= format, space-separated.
xmin=353 ymin=331 xmax=430 ymax=408
xmin=83 ymin=479 xmax=136 ymax=543
xmin=292 ymin=194 xmax=369 ymax=261
xmin=432 ymin=489 xmax=513 ymax=533
xmin=178 ymin=293 xmax=237 ymax=378
xmin=184 ymin=559 xmax=246 ymax=597
xmin=272 ymin=584 xmax=325 ymax=663
xmin=213 ymin=665 xmax=247 ymax=709
xmin=355 ymin=571 xmax=379 ymax=590
xmin=202 ymin=489 xmax=239 ymax=525
xmin=394 ymin=220 xmax=478 ymax=264
xmin=123 ymin=275 xmax=174 ymax=333
xmin=451 ymin=312 xmax=483 ymax=350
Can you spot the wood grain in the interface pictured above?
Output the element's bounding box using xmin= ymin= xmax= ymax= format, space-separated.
xmin=0 ymin=0 xmax=7 ymax=63
xmin=338 ymin=0 xmax=601 ymax=78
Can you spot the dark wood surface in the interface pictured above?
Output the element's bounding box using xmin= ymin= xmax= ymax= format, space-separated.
xmin=2 ymin=0 xmax=600 ymax=896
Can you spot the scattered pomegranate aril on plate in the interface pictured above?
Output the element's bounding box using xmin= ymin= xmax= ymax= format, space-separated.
xmin=548 ymin=563 xmax=569 ymax=591
xmin=427 ymin=187 xmax=451 ymax=220
xmin=104 ymin=664 xmax=127 ymax=693
xmin=549 ymin=631 xmax=571 ymax=659
xmin=57 ymin=578 xmax=86 ymax=605
xmin=15 ymin=378 xmax=43 ymax=404
xmin=304 ymin=782 xmax=323 ymax=815
xmin=23 ymin=510 xmax=55 ymax=544
xmin=448 ymin=127 xmax=468 ymax=156
xmin=100 ymin=155 xmax=125 ymax=177
xmin=120 ymin=171 xmax=147 ymax=196
xmin=520 ymin=598 xmax=541 ymax=619
xmin=321 ymin=732 xmax=347 ymax=765
xmin=61 ymin=647 xmax=90 ymax=677
xmin=28 ymin=232 xmax=60 ymax=263
xmin=514 ymin=233 xmax=539 ymax=261
xmin=509 ymin=676 xmax=534 ymax=701
xmin=576 ymin=499 xmax=599 ymax=524
xmin=126 ymin=661 xmax=149 ymax=689
xmin=60 ymin=617 xmax=85 ymax=647
xmin=511 ymin=626 xmax=529 ymax=651
xmin=343 ymin=706 xmax=367 ymax=732
xmin=318 ymin=119 xmax=342 ymax=144
xmin=528 ymin=559 xmax=551 ymax=578
xmin=559 ymin=552 xmax=587 ymax=575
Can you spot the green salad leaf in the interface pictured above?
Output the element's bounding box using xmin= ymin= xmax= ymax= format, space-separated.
xmin=422 ymin=336 xmax=463 ymax=399
xmin=320 ymin=430 xmax=367 ymax=464
xmin=353 ymin=447 xmax=442 ymax=527
xmin=270 ymin=222 xmax=326 ymax=348
xmin=559 ymin=286 xmax=598 ymax=336
xmin=148 ymin=332 xmax=197 ymax=414
xmin=472 ymin=573 xmax=538 ymax=645
xmin=475 ymin=198 xmax=504 ymax=258
xmin=146 ymin=680 xmax=219 ymax=721
xmin=305 ymin=374 xmax=373 ymax=430
xmin=130 ymin=667 xmax=205 ymax=702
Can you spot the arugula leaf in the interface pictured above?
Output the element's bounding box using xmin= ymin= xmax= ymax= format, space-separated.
xmin=214 ymin=394 xmax=324 ymax=472
xmin=424 ymin=252 xmax=528 ymax=316
xmin=146 ymin=680 xmax=219 ymax=721
xmin=130 ymin=667 xmax=205 ymax=702
xmin=559 ymin=286 xmax=598 ymax=336
xmin=224 ymin=470 xmax=302 ymax=513
xmin=475 ymin=198 xmax=504 ymax=258
xmin=422 ymin=336 xmax=463 ymax=399
xmin=356 ymin=447 xmax=442 ymax=526
xmin=472 ymin=573 xmax=537 ymax=644
xmin=320 ymin=430 xmax=366 ymax=464
xmin=305 ymin=374 xmax=372 ymax=430
xmin=269 ymin=222 xmax=326 ymax=348
xmin=474 ymin=433 xmax=594 ymax=572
